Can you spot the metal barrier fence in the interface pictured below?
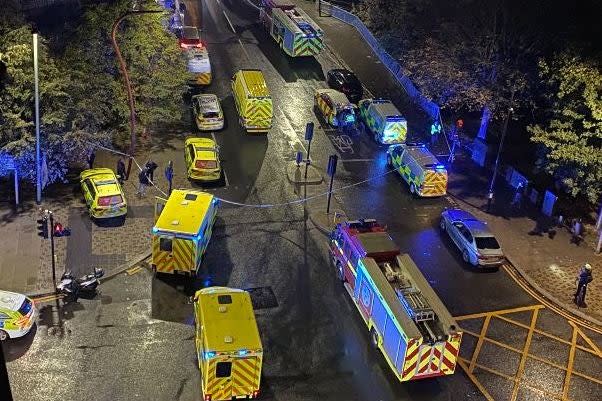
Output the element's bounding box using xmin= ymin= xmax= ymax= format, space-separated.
xmin=325 ymin=2 xmax=440 ymax=121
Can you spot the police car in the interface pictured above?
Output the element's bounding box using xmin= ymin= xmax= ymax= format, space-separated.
xmin=0 ymin=290 xmax=37 ymax=341
xmin=314 ymin=88 xmax=357 ymax=127
xmin=80 ymin=168 xmax=128 ymax=219
xmin=184 ymin=137 xmax=222 ymax=182
xmin=192 ymin=94 xmax=224 ymax=131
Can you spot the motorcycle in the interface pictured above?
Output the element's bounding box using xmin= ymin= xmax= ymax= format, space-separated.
xmin=56 ymin=268 xmax=105 ymax=301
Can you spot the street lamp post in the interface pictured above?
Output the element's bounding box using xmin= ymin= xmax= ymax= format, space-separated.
xmin=33 ymin=33 xmax=41 ymax=204
xmin=110 ymin=8 xmax=162 ymax=178
xmin=487 ymin=90 xmax=515 ymax=208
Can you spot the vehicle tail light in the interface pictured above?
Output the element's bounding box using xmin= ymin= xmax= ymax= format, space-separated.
xmin=204 ymin=394 xmax=211 ymax=401
xmin=252 ymin=390 xmax=260 ymax=398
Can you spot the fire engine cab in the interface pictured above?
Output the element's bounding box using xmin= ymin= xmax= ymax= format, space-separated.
xmin=329 ymin=219 xmax=462 ymax=381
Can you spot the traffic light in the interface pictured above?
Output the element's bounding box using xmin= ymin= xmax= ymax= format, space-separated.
xmin=37 ymin=217 xmax=48 ymax=239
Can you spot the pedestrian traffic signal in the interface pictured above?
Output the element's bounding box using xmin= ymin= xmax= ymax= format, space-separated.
xmin=37 ymin=217 xmax=48 ymax=239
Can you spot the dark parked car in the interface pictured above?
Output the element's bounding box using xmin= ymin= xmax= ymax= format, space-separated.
xmin=326 ymin=68 xmax=363 ymax=103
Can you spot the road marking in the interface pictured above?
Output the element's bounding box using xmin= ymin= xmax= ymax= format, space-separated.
xmin=126 ymin=266 xmax=143 ymax=276
xmin=502 ymin=263 xmax=602 ymax=334
xmin=456 ymin=304 xmax=602 ymax=401
xmin=340 ymin=158 xmax=374 ymax=162
xmin=456 ymin=358 xmax=495 ymax=401
xmin=219 ymin=5 xmax=251 ymax=62
xmin=469 ymin=314 xmax=491 ymax=374
xmin=562 ymin=322 xmax=579 ymax=400
xmin=277 ymin=105 xmax=307 ymax=152
xmin=510 ymin=308 xmax=539 ymax=401
xmin=327 ymin=134 xmax=354 ymax=154
xmin=33 ymin=293 xmax=63 ymax=303
xmin=211 ymin=132 xmax=229 ymax=188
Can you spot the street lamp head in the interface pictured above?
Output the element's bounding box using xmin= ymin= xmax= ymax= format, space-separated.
xmin=509 ymin=107 xmax=514 ymax=113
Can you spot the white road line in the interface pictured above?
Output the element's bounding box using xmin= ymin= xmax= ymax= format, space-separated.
xmin=221 ymin=9 xmax=250 ymax=62
xmin=211 ymin=132 xmax=229 ymax=188
xmin=277 ymin=105 xmax=307 ymax=152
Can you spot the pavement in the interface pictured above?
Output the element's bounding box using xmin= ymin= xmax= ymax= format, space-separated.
xmin=447 ymin=153 xmax=602 ymax=324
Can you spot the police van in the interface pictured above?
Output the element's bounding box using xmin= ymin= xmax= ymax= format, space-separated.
xmin=387 ymin=143 xmax=448 ymax=197
xmin=358 ymin=98 xmax=407 ymax=144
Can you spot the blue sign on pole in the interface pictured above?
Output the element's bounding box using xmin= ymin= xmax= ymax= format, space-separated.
xmin=327 ymin=154 xmax=338 ymax=177
xmin=305 ymin=122 xmax=314 ymax=141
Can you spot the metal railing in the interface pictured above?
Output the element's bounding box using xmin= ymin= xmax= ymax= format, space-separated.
xmin=322 ymin=1 xmax=440 ymax=121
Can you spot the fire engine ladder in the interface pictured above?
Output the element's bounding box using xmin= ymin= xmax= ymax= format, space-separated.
xmin=383 ymin=262 xmax=441 ymax=343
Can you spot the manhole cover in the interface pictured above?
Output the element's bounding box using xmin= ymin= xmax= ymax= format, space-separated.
xmin=244 ymin=287 xmax=278 ymax=310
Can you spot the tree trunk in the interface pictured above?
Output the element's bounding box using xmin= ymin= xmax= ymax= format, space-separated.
xmin=477 ymin=106 xmax=492 ymax=140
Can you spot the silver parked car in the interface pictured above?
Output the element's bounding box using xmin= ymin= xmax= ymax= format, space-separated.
xmin=440 ymin=208 xmax=505 ymax=267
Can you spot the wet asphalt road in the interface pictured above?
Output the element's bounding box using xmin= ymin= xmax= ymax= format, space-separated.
xmin=4 ymin=0 xmax=601 ymax=400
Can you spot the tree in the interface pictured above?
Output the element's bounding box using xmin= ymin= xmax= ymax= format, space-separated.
xmin=62 ymin=0 xmax=190 ymax=146
xmin=528 ymin=54 xmax=602 ymax=204
xmin=0 ymin=19 xmax=75 ymax=184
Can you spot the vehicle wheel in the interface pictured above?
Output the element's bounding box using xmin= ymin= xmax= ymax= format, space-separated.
xmin=439 ymin=219 xmax=446 ymax=232
xmin=462 ymin=249 xmax=471 ymax=264
xmin=0 ymin=330 xmax=8 ymax=341
xmin=386 ymin=154 xmax=392 ymax=167
xmin=410 ymin=183 xmax=417 ymax=194
xmin=370 ymin=328 xmax=379 ymax=348
xmin=336 ymin=261 xmax=345 ymax=282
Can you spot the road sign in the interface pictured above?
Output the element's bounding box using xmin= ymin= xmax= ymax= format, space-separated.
xmin=327 ymin=154 xmax=338 ymax=177
xmin=304 ymin=122 xmax=314 ymax=141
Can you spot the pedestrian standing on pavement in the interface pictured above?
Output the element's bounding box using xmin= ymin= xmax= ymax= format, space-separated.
xmin=574 ymin=263 xmax=593 ymax=307
xmin=571 ymin=218 xmax=583 ymax=245
xmin=165 ymin=160 xmax=174 ymax=195
xmin=145 ymin=159 xmax=158 ymax=183
xmin=136 ymin=167 xmax=150 ymax=197
xmin=116 ymin=157 xmax=127 ymax=184
xmin=87 ymin=149 xmax=96 ymax=169
xmin=511 ymin=183 xmax=524 ymax=208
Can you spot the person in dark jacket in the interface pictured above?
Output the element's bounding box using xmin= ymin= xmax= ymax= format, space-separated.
xmin=164 ymin=160 xmax=174 ymax=195
xmin=116 ymin=158 xmax=127 ymax=184
xmin=574 ymin=263 xmax=593 ymax=307
xmin=145 ymin=159 xmax=159 ymax=182
xmin=136 ymin=167 xmax=150 ymax=197
xmin=87 ymin=150 xmax=96 ymax=169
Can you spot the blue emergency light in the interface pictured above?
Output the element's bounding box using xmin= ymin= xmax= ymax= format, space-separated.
xmin=204 ymin=351 xmax=216 ymax=359
xmin=238 ymin=349 xmax=248 ymax=356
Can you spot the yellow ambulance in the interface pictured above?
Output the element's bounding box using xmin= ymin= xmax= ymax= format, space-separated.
xmin=151 ymin=189 xmax=218 ymax=276
xmin=194 ymin=287 xmax=263 ymax=401
xmin=231 ymin=69 xmax=273 ymax=133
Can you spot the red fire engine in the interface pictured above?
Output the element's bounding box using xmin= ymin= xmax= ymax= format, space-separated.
xmin=329 ymin=219 xmax=462 ymax=381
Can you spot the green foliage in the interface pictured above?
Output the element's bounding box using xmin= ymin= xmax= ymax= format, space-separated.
xmin=1 ymin=0 xmax=188 ymax=186
xmin=528 ymin=54 xmax=602 ymax=203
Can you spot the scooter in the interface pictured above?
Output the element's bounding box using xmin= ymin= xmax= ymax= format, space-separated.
xmin=56 ymin=268 xmax=104 ymax=302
